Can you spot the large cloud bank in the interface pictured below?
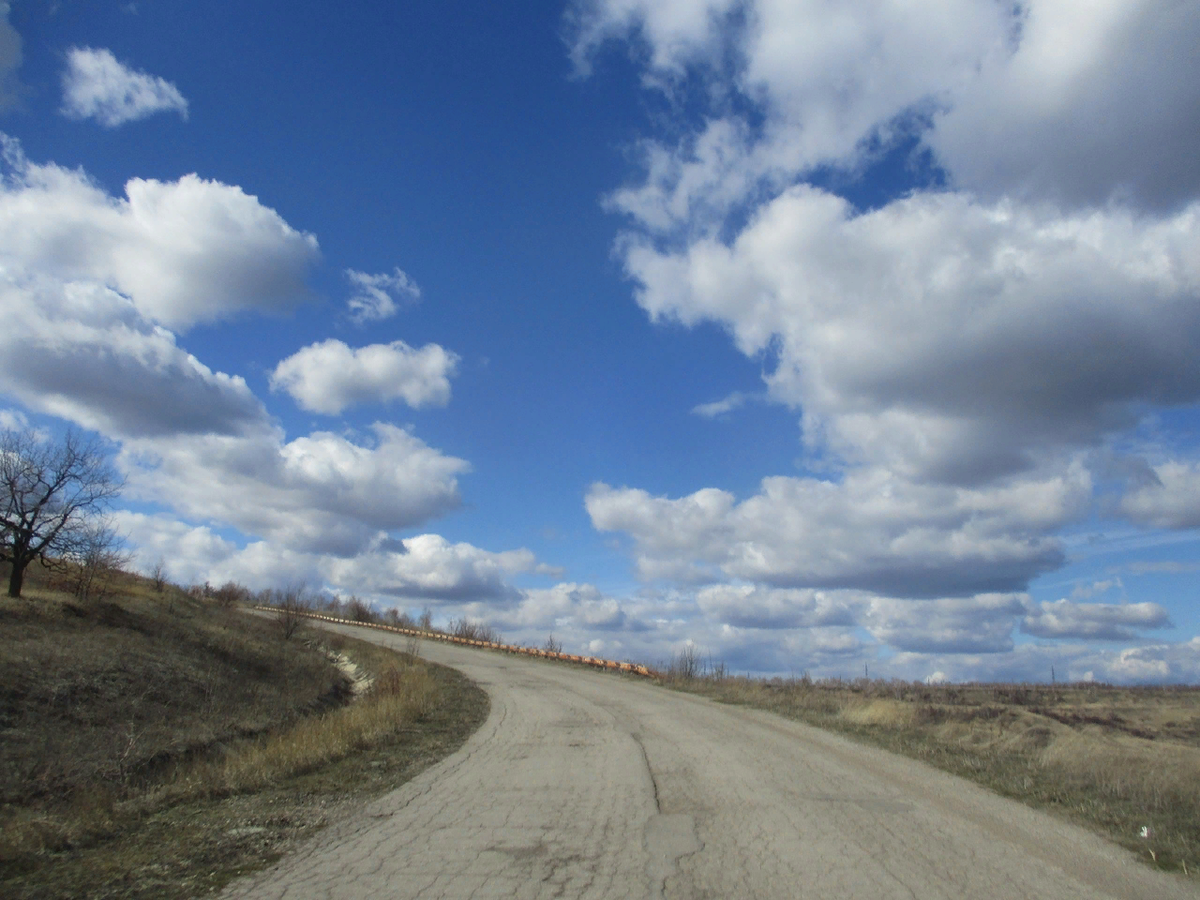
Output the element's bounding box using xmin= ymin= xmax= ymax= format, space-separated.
xmin=0 ymin=135 xmax=538 ymax=606
xmin=565 ymin=0 xmax=1200 ymax=679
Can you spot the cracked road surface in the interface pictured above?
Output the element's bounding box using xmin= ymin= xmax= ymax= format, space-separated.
xmin=223 ymin=625 xmax=1199 ymax=899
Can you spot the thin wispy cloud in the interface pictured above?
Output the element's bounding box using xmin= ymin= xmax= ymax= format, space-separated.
xmin=61 ymin=47 xmax=187 ymax=127
xmin=346 ymin=267 xmax=420 ymax=323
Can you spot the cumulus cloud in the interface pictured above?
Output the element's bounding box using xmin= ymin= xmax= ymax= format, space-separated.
xmin=926 ymin=0 xmax=1200 ymax=210
xmin=572 ymin=0 xmax=1200 ymax=225
xmin=0 ymin=135 xmax=319 ymax=330
xmin=346 ymin=267 xmax=420 ymax=322
xmin=886 ymin=637 xmax=1200 ymax=685
xmin=0 ymin=274 xmax=265 ymax=438
xmin=864 ymin=594 xmax=1026 ymax=654
xmin=588 ymin=464 xmax=1086 ymax=597
xmin=0 ymin=137 xmax=477 ymax=587
xmin=60 ymin=47 xmax=188 ymax=127
xmin=270 ymin=339 xmax=458 ymax=415
xmin=113 ymin=512 xmax=546 ymax=606
xmin=324 ymin=534 xmax=536 ymax=601
xmin=506 ymin=582 xmax=630 ymax=631
xmin=1119 ymin=461 xmax=1200 ymax=530
xmin=696 ymin=584 xmax=857 ymax=629
xmin=625 ymin=188 xmax=1200 ymax=484
xmin=122 ymin=423 xmax=468 ymax=556
xmin=1021 ymin=598 xmax=1172 ymax=641
xmin=113 ymin=510 xmax=239 ymax=586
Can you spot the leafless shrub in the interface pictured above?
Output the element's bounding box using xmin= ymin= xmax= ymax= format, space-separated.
xmin=149 ymin=558 xmax=167 ymax=594
xmin=212 ymin=580 xmax=251 ymax=609
xmin=346 ymin=594 xmax=375 ymax=622
xmin=543 ymin=633 xmax=563 ymax=654
xmin=449 ymin=617 xmax=501 ymax=643
xmin=665 ymin=643 xmax=702 ymax=681
xmin=418 ymin=606 xmax=433 ymax=632
xmin=384 ymin=607 xmax=416 ymax=629
xmin=275 ymin=584 xmax=310 ymax=640
xmin=64 ymin=517 xmax=133 ymax=603
xmin=404 ymin=633 xmax=422 ymax=658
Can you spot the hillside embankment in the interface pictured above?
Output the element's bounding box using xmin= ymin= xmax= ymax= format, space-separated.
xmin=0 ymin=569 xmax=488 ymax=900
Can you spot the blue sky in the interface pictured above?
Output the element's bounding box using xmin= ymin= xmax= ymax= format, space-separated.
xmin=2 ymin=0 xmax=1199 ymax=682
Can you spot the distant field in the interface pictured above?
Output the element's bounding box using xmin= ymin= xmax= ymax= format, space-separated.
xmin=659 ymin=666 xmax=1200 ymax=877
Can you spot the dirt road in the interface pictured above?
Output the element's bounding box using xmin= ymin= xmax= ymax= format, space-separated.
xmin=223 ymin=624 xmax=1198 ymax=899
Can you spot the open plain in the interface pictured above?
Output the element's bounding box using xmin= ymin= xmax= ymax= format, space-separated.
xmin=223 ymin=621 xmax=1200 ymax=900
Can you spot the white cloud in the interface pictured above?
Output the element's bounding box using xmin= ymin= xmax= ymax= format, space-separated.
xmin=60 ymin=47 xmax=188 ymax=127
xmin=122 ymin=423 xmax=468 ymax=556
xmin=926 ymin=0 xmax=1200 ymax=210
xmin=587 ymin=464 xmax=1087 ymax=597
xmin=1119 ymin=460 xmax=1200 ymax=530
xmin=572 ymin=0 xmax=1200 ymax=229
xmin=0 ymin=407 xmax=27 ymax=430
xmin=696 ymin=584 xmax=858 ymax=629
xmin=864 ymin=594 xmax=1027 ymax=654
xmin=625 ymin=189 xmax=1200 ymax=484
xmin=504 ymin=582 xmax=630 ymax=631
xmin=113 ymin=510 xmax=238 ymax=586
xmin=270 ymin=339 xmax=458 ymax=415
xmin=346 ymin=267 xmax=420 ymax=322
xmin=1021 ymin=598 xmax=1172 ymax=641
xmin=324 ymin=533 xmax=536 ymax=601
xmin=692 ymin=390 xmax=754 ymax=418
xmin=112 ymin=512 xmax=546 ymax=606
xmin=1069 ymin=578 xmax=1122 ymax=600
xmin=0 ymin=135 xmax=319 ymax=330
xmin=885 ymin=637 xmax=1200 ymax=685
xmin=0 ymin=274 xmax=265 ymax=438
xmin=0 ymin=137 xmax=474 ymax=586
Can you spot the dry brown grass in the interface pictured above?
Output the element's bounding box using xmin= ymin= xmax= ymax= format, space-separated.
xmin=0 ymin=566 xmax=434 ymax=873
xmin=661 ymin=672 xmax=1200 ymax=877
xmin=163 ymin=661 xmax=435 ymax=801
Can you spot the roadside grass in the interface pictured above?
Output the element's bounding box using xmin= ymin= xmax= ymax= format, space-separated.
xmin=657 ymin=665 xmax=1200 ymax=878
xmin=0 ymin=568 xmax=489 ymax=899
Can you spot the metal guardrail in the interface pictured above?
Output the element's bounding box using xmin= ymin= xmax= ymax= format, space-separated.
xmin=253 ymin=607 xmax=657 ymax=678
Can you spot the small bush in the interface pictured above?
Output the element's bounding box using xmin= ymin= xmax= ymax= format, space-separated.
xmin=212 ymin=581 xmax=251 ymax=609
xmin=449 ymin=617 xmax=501 ymax=643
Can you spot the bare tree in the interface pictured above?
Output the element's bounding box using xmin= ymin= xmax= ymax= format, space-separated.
xmin=0 ymin=428 xmax=123 ymax=598
xmin=66 ymin=516 xmax=133 ymax=602
xmin=149 ymin=557 xmax=167 ymax=594
xmin=275 ymin=583 xmax=309 ymax=640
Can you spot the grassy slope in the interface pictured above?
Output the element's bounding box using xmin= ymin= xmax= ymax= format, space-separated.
xmin=0 ymin=570 xmax=489 ymax=899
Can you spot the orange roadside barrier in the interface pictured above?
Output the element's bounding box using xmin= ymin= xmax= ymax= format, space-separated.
xmin=252 ymin=607 xmax=656 ymax=677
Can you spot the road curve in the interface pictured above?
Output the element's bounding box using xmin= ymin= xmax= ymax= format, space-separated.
xmin=223 ymin=623 xmax=1198 ymax=900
